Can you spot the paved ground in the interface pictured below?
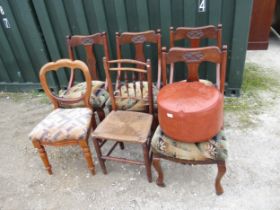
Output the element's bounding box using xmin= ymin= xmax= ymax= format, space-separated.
xmin=0 ymin=38 xmax=280 ymax=210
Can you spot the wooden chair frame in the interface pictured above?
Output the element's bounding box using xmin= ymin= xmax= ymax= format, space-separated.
xmin=67 ymin=32 xmax=110 ymax=84
xmin=32 ymin=59 xmax=96 ymax=175
xmin=116 ymin=30 xmax=162 ymax=89
xmin=169 ymin=24 xmax=222 ymax=84
xmin=66 ymin=32 xmax=110 ymax=120
xmin=153 ymin=46 xmax=228 ymax=195
xmin=162 ymin=46 xmax=227 ymax=94
xmin=92 ymin=58 xmax=154 ymax=182
xmin=152 ymin=154 xmax=226 ymax=195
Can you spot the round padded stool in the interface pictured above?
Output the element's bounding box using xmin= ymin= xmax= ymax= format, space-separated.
xmin=158 ymin=81 xmax=223 ymax=143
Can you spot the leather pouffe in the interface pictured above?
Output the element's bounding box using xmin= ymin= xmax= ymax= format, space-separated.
xmin=158 ymin=81 xmax=223 ymax=143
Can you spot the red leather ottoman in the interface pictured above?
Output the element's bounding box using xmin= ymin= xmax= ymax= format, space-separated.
xmin=157 ymin=81 xmax=223 ymax=143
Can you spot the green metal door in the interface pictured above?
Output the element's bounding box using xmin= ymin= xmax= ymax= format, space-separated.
xmin=0 ymin=0 xmax=253 ymax=96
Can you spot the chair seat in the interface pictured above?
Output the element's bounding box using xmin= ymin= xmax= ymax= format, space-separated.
xmin=105 ymin=81 xmax=158 ymax=111
xmin=29 ymin=108 xmax=92 ymax=142
xmin=183 ymin=79 xmax=213 ymax=86
xmin=92 ymin=110 xmax=153 ymax=143
xmin=151 ymin=126 xmax=227 ymax=161
xmin=59 ymin=81 xmax=109 ymax=108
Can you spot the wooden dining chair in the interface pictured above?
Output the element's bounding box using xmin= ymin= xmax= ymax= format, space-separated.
xmin=169 ymin=24 xmax=222 ymax=85
xmin=29 ymin=59 xmax=96 ymax=175
xmin=152 ymin=46 xmax=228 ymax=195
xmin=92 ymin=58 xmax=154 ymax=182
xmin=104 ymin=30 xmax=161 ymax=113
xmin=59 ymin=32 xmax=110 ymax=121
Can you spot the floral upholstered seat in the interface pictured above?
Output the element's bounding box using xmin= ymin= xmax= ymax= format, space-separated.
xmin=151 ymin=126 xmax=227 ymax=161
xmin=29 ymin=108 xmax=92 ymax=143
xmin=105 ymin=81 xmax=158 ymax=111
xmin=59 ymin=81 xmax=109 ymax=109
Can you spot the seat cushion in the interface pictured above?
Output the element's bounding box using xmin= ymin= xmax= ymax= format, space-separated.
xmin=158 ymin=81 xmax=223 ymax=142
xmin=29 ymin=108 xmax=92 ymax=142
xmin=105 ymin=81 xmax=158 ymax=112
xmin=151 ymin=126 xmax=227 ymax=161
xmin=92 ymin=110 xmax=153 ymax=143
xmin=59 ymin=81 xmax=109 ymax=108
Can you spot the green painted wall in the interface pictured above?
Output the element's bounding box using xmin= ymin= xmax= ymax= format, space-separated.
xmin=0 ymin=0 xmax=253 ymax=95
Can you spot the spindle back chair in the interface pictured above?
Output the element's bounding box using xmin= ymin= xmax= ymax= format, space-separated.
xmin=92 ymin=58 xmax=154 ymax=182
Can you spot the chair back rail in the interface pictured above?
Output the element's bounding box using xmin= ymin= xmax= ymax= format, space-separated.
xmin=66 ymin=32 xmax=110 ymax=89
xmin=169 ymin=24 xmax=222 ymax=84
xmin=161 ymin=46 xmax=228 ymax=94
xmin=115 ymin=30 xmax=162 ymax=89
xmin=39 ymin=59 xmax=92 ymax=109
xmin=103 ymin=58 xmax=154 ymax=114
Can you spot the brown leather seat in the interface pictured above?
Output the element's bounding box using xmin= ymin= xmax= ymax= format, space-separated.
xmin=158 ymin=81 xmax=223 ymax=142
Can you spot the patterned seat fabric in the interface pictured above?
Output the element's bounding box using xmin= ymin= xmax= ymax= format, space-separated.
xmin=151 ymin=126 xmax=227 ymax=161
xmin=105 ymin=81 xmax=159 ymax=111
xmin=29 ymin=108 xmax=92 ymax=142
xmin=59 ymin=81 xmax=109 ymax=108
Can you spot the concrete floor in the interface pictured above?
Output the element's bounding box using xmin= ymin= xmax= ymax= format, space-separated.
xmin=0 ymin=38 xmax=280 ymax=210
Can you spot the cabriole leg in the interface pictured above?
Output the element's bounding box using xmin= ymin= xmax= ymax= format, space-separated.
xmin=152 ymin=155 xmax=165 ymax=187
xmin=215 ymin=161 xmax=226 ymax=195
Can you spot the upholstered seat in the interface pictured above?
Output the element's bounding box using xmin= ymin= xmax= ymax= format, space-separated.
xmin=29 ymin=108 xmax=92 ymax=143
xmin=151 ymin=126 xmax=227 ymax=161
xmin=58 ymin=81 xmax=109 ymax=109
xmin=105 ymin=81 xmax=158 ymax=111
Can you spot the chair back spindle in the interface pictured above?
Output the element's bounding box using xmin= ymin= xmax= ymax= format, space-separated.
xmin=103 ymin=58 xmax=154 ymax=114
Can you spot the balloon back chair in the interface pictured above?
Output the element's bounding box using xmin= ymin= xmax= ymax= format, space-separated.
xmin=29 ymin=59 xmax=96 ymax=175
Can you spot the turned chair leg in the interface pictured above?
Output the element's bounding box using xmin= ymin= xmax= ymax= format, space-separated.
xmin=152 ymin=155 xmax=165 ymax=187
xmin=79 ymin=140 xmax=96 ymax=175
xmin=143 ymin=143 xmax=152 ymax=182
xmin=215 ymin=161 xmax=226 ymax=195
xmin=93 ymin=138 xmax=107 ymax=174
xmin=32 ymin=140 xmax=52 ymax=175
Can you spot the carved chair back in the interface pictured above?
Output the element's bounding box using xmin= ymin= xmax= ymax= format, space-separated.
xmin=103 ymin=58 xmax=154 ymax=114
xmin=115 ymin=30 xmax=161 ymax=88
xmin=170 ymin=24 xmax=222 ymax=48
xmin=40 ymin=59 xmax=92 ymax=109
xmin=161 ymin=46 xmax=227 ymax=94
xmin=169 ymin=25 xmax=222 ymax=83
xmin=66 ymin=32 xmax=110 ymax=88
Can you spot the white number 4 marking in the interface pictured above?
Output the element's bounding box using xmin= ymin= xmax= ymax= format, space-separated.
xmin=198 ymin=0 xmax=206 ymax=13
